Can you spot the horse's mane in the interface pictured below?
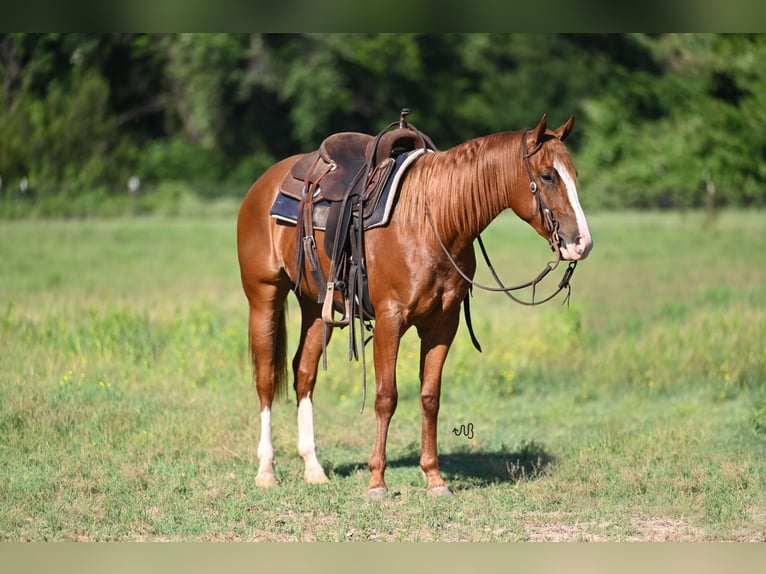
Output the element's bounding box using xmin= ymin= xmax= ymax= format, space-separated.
xmin=399 ymin=131 xmax=525 ymax=238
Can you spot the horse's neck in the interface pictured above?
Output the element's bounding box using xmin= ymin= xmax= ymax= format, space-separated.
xmin=414 ymin=131 xmax=525 ymax=243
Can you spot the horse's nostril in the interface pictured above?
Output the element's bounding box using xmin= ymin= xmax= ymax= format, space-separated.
xmin=573 ymin=233 xmax=593 ymax=257
xmin=572 ymin=234 xmax=587 ymax=255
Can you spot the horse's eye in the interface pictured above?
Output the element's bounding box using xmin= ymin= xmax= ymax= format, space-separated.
xmin=541 ymin=172 xmax=555 ymax=184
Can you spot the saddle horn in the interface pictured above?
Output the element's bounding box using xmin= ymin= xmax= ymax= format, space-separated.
xmin=399 ymin=108 xmax=411 ymax=128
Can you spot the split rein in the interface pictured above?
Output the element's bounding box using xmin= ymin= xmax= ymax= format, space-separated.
xmin=425 ymin=130 xmax=578 ymax=308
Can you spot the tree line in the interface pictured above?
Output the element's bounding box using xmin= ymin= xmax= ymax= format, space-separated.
xmin=1 ymin=33 xmax=764 ymax=214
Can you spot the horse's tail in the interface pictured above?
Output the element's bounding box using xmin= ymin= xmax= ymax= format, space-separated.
xmin=273 ymin=303 xmax=289 ymax=400
xmin=248 ymin=301 xmax=289 ymax=401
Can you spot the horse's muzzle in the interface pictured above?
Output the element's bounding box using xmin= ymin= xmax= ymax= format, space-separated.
xmin=560 ymin=233 xmax=593 ymax=261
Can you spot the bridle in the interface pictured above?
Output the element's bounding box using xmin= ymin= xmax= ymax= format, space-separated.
xmin=523 ymin=130 xmax=562 ymax=254
xmin=425 ymin=129 xmax=578 ymax=307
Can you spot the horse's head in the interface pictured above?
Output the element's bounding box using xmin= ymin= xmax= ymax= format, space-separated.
xmin=518 ymin=114 xmax=593 ymax=261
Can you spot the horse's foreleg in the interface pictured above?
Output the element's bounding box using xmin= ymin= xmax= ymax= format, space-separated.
xmin=418 ymin=314 xmax=460 ymax=496
xmin=367 ymin=318 xmax=402 ymax=498
xmin=293 ymin=300 xmax=332 ymax=484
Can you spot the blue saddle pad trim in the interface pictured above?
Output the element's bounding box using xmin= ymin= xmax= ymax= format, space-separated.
xmin=270 ymin=193 xmax=331 ymax=228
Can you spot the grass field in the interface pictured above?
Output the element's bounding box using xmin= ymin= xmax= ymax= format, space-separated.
xmin=1 ymin=208 xmax=764 ymax=541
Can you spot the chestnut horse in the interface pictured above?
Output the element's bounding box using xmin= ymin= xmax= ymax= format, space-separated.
xmin=236 ymin=114 xmax=592 ymax=497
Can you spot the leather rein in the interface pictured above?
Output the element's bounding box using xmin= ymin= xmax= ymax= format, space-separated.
xmin=425 ymin=129 xmax=578 ymax=308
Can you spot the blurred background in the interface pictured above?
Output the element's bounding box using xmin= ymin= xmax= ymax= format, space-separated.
xmin=1 ymin=33 xmax=764 ymax=217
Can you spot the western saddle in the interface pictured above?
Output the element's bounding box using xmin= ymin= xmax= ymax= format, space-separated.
xmin=281 ymin=109 xmax=436 ymax=347
xmin=275 ymin=109 xmax=437 ymax=376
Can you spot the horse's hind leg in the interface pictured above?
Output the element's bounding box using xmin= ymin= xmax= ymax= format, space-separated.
xmin=246 ymin=284 xmax=289 ymax=487
xmin=293 ymin=298 xmax=333 ymax=484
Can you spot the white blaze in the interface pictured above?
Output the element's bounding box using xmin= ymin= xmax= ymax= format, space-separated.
xmin=554 ymin=159 xmax=592 ymax=256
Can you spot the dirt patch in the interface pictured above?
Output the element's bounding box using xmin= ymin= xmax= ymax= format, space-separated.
xmin=524 ymin=512 xmax=609 ymax=542
xmin=624 ymin=515 xmax=708 ymax=542
xmin=523 ymin=512 xmax=716 ymax=542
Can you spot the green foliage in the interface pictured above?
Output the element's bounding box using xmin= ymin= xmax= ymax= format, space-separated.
xmin=161 ymin=34 xmax=249 ymax=151
xmin=577 ymin=34 xmax=766 ymax=209
xmin=0 ymin=67 xmax=133 ymax=196
xmin=2 ymin=33 xmax=766 ymax=215
xmin=137 ymin=137 xmax=226 ymax=183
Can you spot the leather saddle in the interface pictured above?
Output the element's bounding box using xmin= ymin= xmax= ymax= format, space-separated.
xmin=280 ymin=109 xmax=436 ymax=343
xmin=280 ymin=124 xmax=435 ymax=205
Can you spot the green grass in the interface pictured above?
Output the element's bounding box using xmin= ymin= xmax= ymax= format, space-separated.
xmin=1 ymin=209 xmax=764 ymax=541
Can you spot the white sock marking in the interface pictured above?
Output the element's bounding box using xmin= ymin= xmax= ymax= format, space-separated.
xmin=297 ymin=397 xmax=316 ymax=457
xmin=255 ymin=407 xmax=276 ymax=485
xmin=297 ymin=396 xmax=327 ymax=482
xmin=257 ymin=407 xmax=274 ymax=462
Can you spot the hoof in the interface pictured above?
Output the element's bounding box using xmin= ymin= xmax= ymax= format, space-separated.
xmin=305 ymin=468 xmax=329 ymax=484
xmin=255 ymin=473 xmax=277 ymax=487
xmin=365 ymin=487 xmax=388 ymax=501
xmin=427 ymin=485 xmax=453 ymax=497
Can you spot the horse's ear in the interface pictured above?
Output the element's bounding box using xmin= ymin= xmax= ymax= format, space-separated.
xmin=529 ymin=113 xmax=548 ymax=149
xmin=554 ymin=115 xmax=575 ymax=142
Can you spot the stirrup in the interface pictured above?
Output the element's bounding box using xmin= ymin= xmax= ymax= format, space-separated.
xmin=321 ymin=281 xmax=351 ymax=327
